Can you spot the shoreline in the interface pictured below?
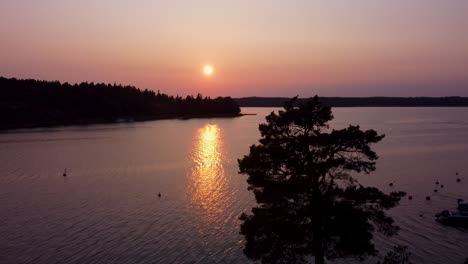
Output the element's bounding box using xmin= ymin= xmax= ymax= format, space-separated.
xmin=0 ymin=113 xmax=250 ymax=132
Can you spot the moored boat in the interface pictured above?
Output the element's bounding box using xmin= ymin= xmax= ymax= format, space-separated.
xmin=436 ymin=200 xmax=468 ymax=226
xmin=457 ymin=200 xmax=468 ymax=212
xmin=436 ymin=210 xmax=468 ymax=226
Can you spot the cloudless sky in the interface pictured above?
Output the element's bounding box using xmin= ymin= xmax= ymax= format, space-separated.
xmin=1 ymin=0 xmax=467 ymax=97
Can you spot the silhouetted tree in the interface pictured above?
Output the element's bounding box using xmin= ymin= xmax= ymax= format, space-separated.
xmin=238 ymin=96 xmax=405 ymax=264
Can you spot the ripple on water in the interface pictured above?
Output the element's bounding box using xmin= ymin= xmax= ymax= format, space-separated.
xmin=1 ymin=109 xmax=468 ymax=263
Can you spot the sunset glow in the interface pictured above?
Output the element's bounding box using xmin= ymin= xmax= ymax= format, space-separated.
xmin=1 ymin=1 xmax=468 ymax=262
xmin=203 ymin=65 xmax=214 ymax=77
xmin=1 ymin=1 xmax=467 ymax=96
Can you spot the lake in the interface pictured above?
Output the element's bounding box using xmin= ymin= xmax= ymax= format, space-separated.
xmin=0 ymin=107 xmax=467 ymax=264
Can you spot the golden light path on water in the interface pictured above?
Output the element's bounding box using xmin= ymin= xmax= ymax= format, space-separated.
xmin=188 ymin=124 xmax=227 ymax=218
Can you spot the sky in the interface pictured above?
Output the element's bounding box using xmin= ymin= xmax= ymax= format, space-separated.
xmin=1 ymin=0 xmax=467 ymax=97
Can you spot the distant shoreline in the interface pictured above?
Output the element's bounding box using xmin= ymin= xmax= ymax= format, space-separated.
xmin=235 ymin=97 xmax=468 ymax=107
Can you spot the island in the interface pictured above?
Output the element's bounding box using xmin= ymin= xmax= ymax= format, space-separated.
xmin=0 ymin=77 xmax=241 ymax=130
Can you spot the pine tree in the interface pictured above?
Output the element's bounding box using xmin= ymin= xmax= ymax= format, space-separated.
xmin=238 ymin=96 xmax=405 ymax=264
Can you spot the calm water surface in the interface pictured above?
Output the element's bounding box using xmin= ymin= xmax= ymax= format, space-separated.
xmin=0 ymin=108 xmax=467 ymax=263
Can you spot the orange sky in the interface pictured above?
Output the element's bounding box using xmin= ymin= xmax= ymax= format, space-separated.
xmin=1 ymin=0 xmax=467 ymax=96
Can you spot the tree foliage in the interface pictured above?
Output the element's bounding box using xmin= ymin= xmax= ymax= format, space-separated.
xmin=0 ymin=77 xmax=240 ymax=129
xmin=238 ymin=96 xmax=405 ymax=264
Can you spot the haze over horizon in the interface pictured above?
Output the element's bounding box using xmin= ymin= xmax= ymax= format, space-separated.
xmin=1 ymin=0 xmax=468 ymax=97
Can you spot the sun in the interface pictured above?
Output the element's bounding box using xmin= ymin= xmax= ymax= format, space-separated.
xmin=203 ymin=65 xmax=214 ymax=76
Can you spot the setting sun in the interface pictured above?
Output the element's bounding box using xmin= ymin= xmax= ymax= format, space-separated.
xmin=203 ymin=65 xmax=214 ymax=76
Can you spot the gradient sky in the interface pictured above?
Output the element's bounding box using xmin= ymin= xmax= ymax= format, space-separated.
xmin=1 ymin=0 xmax=468 ymax=97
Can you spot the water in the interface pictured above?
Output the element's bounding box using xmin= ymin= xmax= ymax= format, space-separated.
xmin=0 ymin=107 xmax=467 ymax=264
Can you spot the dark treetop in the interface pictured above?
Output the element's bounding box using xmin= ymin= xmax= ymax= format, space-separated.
xmin=238 ymin=96 xmax=405 ymax=264
xmin=0 ymin=77 xmax=241 ymax=130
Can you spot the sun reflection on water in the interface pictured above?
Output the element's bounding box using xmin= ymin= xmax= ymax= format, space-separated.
xmin=188 ymin=124 xmax=227 ymax=216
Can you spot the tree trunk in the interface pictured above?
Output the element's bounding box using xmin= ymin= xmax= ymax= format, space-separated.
xmin=312 ymin=178 xmax=325 ymax=264
xmin=313 ymin=212 xmax=325 ymax=264
xmin=314 ymin=232 xmax=325 ymax=264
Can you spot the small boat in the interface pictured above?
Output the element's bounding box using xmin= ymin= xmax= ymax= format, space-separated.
xmin=435 ymin=210 xmax=468 ymax=226
xmin=457 ymin=200 xmax=468 ymax=212
xmin=435 ymin=200 xmax=468 ymax=226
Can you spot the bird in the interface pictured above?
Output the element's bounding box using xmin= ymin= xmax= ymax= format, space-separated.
xmin=426 ymin=196 xmax=431 ymax=200
xmin=456 ymin=171 xmax=459 ymax=176
xmin=457 ymin=178 xmax=461 ymax=182
xmin=158 ymin=192 xmax=161 ymax=198
xmin=389 ymin=182 xmax=394 ymax=187
xmin=435 ymin=180 xmax=439 ymax=185
xmin=433 ymin=189 xmax=438 ymax=193
xmin=62 ymin=169 xmax=67 ymax=177
xmin=408 ymin=196 xmax=413 ymax=200
xmin=440 ymin=184 xmax=444 ymax=188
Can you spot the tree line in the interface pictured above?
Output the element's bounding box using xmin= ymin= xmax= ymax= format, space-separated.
xmin=0 ymin=77 xmax=241 ymax=130
xmin=236 ymin=96 xmax=468 ymax=107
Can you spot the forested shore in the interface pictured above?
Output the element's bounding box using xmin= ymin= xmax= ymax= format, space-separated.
xmin=0 ymin=77 xmax=241 ymax=130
